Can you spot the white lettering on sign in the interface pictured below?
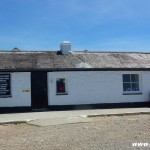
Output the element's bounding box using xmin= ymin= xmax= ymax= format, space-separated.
xmin=0 ymin=74 xmax=11 ymax=96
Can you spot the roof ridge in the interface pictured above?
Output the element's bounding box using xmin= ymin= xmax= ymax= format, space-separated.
xmin=72 ymin=51 xmax=150 ymax=54
xmin=0 ymin=50 xmax=150 ymax=54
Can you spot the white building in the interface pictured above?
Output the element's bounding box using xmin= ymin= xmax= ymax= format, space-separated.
xmin=0 ymin=42 xmax=150 ymax=112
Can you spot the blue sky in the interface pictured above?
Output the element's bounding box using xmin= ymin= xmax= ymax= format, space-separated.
xmin=0 ymin=0 xmax=150 ymax=51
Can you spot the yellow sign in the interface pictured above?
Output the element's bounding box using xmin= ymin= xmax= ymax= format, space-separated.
xmin=23 ymin=90 xmax=30 ymax=92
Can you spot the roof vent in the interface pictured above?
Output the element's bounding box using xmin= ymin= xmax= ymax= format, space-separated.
xmin=60 ymin=41 xmax=71 ymax=54
xmin=12 ymin=47 xmax=21 ymax=52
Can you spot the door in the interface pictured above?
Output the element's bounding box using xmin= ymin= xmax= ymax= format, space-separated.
xmin=31 ymin=72 xmax=48 ymax=109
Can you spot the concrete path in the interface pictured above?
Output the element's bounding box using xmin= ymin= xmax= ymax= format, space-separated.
xmin=0 ymin=107 xmax=150 ymax=126
xmin=28 ymin=117 xmax=91 ymax=126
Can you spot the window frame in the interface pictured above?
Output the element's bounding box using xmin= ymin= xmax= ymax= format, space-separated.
xmin=122 ymin=73 xmax=142 ymax=95
xmin=56 ymin=78 xmax=68 ymax=95
xmin=0 ymin=73 xmax=12 ymax=98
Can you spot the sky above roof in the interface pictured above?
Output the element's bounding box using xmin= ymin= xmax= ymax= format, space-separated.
xmin=0 ymin=0 xmax=150 ymax=52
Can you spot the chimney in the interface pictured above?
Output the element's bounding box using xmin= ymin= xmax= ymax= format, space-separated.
xmin=60 ymin=41 xmax=71 ymax=54
xmin=12 ymin=47 xmax=21 ymax=52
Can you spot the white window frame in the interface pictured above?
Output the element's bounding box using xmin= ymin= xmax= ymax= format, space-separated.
xmin=122 ymin=73 xmax=142 ymax=94
xmin=56 ymin=78 xmax=68 ymax=95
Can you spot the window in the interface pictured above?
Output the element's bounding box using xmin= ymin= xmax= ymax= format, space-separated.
xmin=123 ymin=74 xmax=140 ymax=93
xmin=0 ymin=73 xmax=11 ymax=97
xmin=56 ymin=78 xmax=67 ymax=95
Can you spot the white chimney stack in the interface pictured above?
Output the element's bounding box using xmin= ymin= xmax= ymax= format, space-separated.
xmin=60 ymin=41 xmax=71 ymax=54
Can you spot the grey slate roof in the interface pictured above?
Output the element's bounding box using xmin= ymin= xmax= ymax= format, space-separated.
xmin=1 ymin=51 xmax=150 ymax=70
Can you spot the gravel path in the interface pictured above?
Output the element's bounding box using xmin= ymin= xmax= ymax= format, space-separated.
xmin=0 ymin=114 xmax=150 ymax=150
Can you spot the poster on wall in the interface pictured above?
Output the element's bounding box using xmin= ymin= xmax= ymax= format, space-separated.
xmin=0 ymin=74 xmax=11 ymax=97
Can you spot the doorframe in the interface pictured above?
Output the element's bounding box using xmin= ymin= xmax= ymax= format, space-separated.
xmin=31 ymin=71 xmax=48 ymax=109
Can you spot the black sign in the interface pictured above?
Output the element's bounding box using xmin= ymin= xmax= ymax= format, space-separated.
xmin=0 ymin=74 xmax=11 ymax=96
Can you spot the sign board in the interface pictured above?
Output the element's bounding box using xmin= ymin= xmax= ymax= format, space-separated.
xmin=0 ymin=74 xmax=11 ymax=96
xmin=23 ymin=90 xmax=30 ymax=92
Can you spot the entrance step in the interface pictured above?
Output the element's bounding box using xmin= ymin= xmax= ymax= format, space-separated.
xmin=32 ymin=108 xmax=49 ymax=112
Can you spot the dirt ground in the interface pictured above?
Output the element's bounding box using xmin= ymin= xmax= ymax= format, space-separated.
xmin=0 ymin=114 xmax=150 ymax=150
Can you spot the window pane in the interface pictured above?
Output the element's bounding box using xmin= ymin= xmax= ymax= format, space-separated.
xmin=123 ymin=83 xmax=131 ymax=91
xmin=131 ymin=74 xmax=139 ymax=82
xmin=56 ymin=79 xmax=66 ymax=93
xmin=123 ymin=74 xmax=130 ymax=82
xmin=132 ymin=83 xmax=139 ymax=91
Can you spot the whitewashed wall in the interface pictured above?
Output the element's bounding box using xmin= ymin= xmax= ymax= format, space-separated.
xmin=48 ymin=71 xmax=150 ymax=105
xmin=0 ymin=72 xmax=31 ymax=107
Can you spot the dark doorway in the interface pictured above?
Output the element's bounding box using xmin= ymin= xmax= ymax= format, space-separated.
xmin=31 ymin=72 xmax=48 ymax=109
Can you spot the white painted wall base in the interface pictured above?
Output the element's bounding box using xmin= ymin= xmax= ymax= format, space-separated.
xmin=1 ymin=71 xmax=149 ymax=108
xmin=0 ymin=72 xmax=31 ymax=107
xmin=48 ymin=71 xmax=150 ymax=105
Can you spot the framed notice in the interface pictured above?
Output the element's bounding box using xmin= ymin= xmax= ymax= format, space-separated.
xmin=0 ymin=73 xmax=11 ymax=97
